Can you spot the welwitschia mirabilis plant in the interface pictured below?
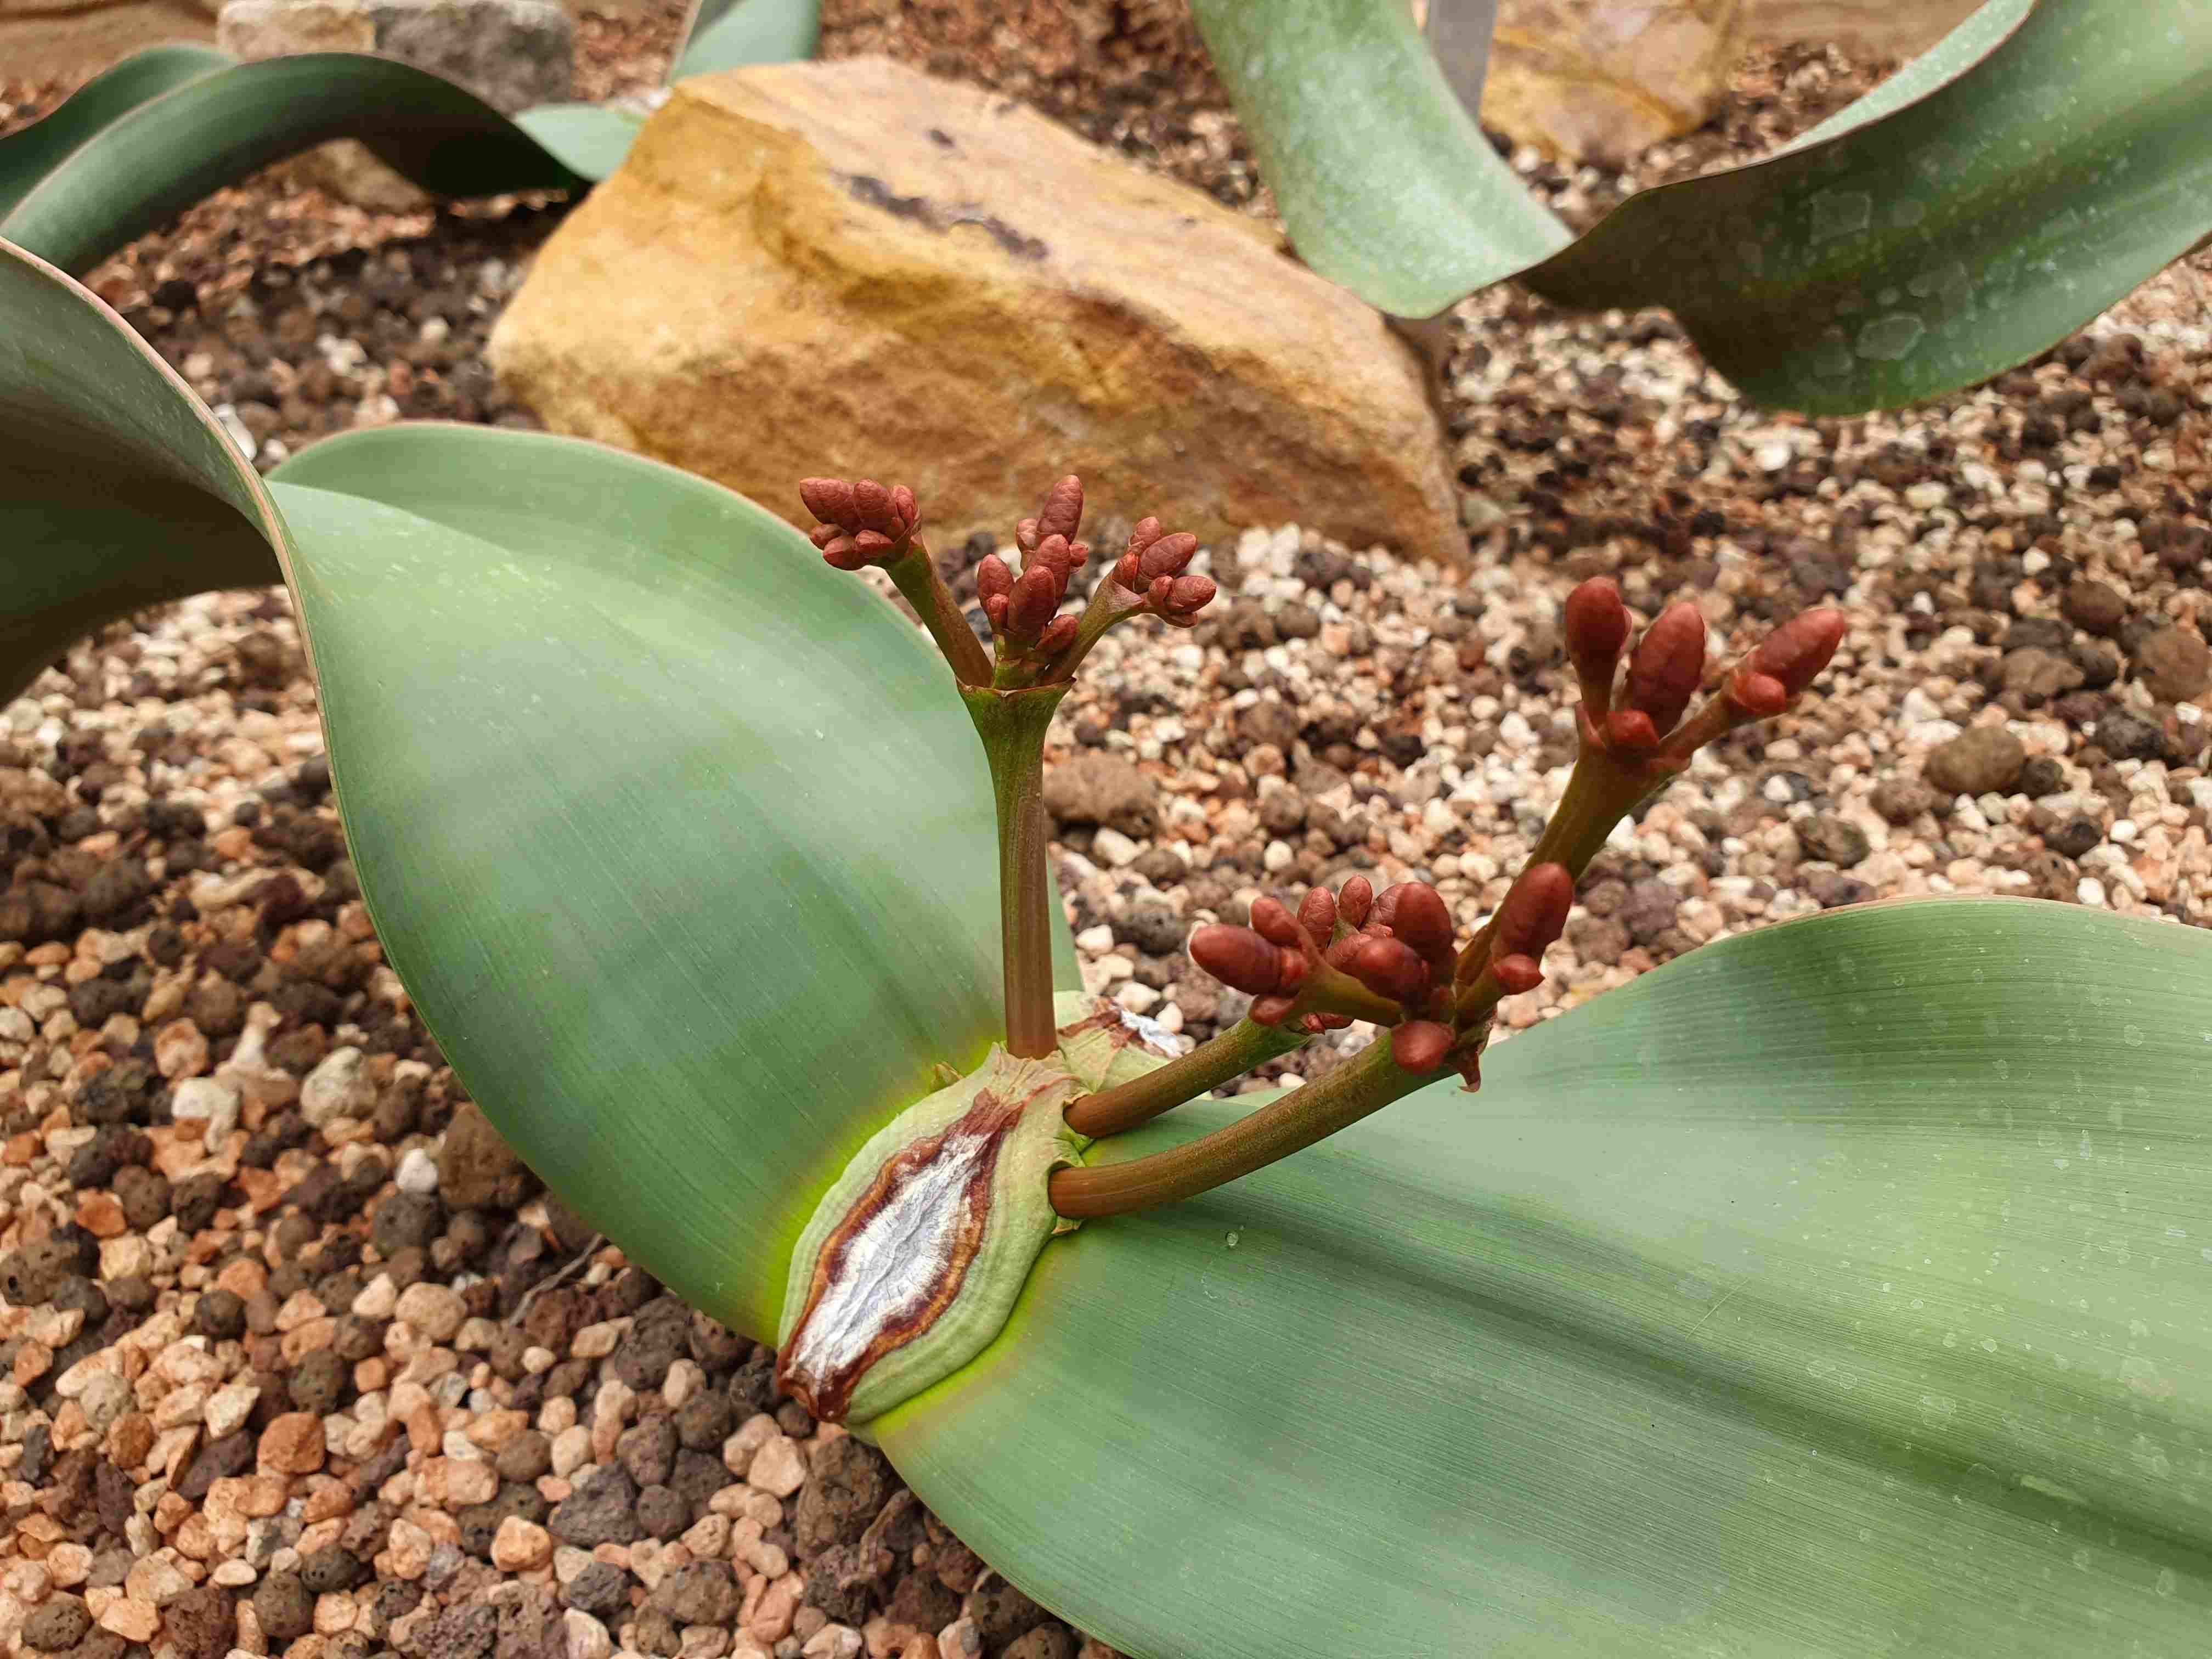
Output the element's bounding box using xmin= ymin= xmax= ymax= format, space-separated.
xmin=1193 ymin=0 xmax=2212 ymax=411
xmin=7 ymin=230 xmax=2212 ymax=1659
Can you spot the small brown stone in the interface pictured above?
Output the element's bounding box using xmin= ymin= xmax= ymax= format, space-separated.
xmin=2136 ymin=626 xmax=2210 ymax=703
xmin=257 ymin=1412 xmax=326 ymax=1476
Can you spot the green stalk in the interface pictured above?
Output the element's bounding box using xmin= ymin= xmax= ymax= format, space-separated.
xmin=1049 ymin=1039 xmax=1426 ymax=1218
xmin=1064 ymin=1015 xmax=1310 ymax=1138
xmin=963 ymin=685 xmax=1069 ymax=1058
xmin=886 ymin=545 xmax=994 ymax=688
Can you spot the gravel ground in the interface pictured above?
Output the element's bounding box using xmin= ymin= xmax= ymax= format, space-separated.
xmin=4 ymin=8 xmax=2211 ymax=1659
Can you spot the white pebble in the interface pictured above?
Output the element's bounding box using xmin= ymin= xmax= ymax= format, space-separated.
xmin=1093 ymin=827 xmax=1141 ymax=866
xmin=396 ymin=1148 xmax=439 ymax=1194
xmin=171 ymin=1076 xmax=241 ymax=1148
xmin=1114 ymin=981 xmax=1161 ymax=1015
xmin=300 ymin=1045 xmax=374 ymax=1126
xmin=2076 ymin=877 xmax=2107 ymax=907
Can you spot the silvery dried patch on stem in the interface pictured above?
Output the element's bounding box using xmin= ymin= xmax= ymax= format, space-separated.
xmin=777 ymin=1048 xmax=1081 ymax=1425
xmin=775 ymin=995 xmax=1174 ymax=1424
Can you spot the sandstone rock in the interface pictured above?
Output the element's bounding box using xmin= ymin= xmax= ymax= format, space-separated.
xmin=491 ymin=59 xmax=1458 ymax=564
xmin=0 ymin=0 xmax=216 ymax=80
xmin=1478 ymin=0 xmax=1982 ymax=163
xmin=217 ymin=0 xmax=573 ymax=210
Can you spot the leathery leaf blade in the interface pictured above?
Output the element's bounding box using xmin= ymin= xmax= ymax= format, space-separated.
xmin=0 ymin=239 xmax=280 ymax=702
xmin=0 ymin=43 xmax=232 ymax=221
xmin=268 ymin=425 xmax=1011 ymax=1339
xmin=1 ymin=242 xmax=1029 ymax=1340
xmin=0 ymin=0 xmax=819 ymax=277
xmin=1 ymin=54 xmax=586 ymax=277
xmin=1193 ymin=0 xmax=2212 ymax=414
xmin=879 ymin=899 xmax=2212 ymax=1658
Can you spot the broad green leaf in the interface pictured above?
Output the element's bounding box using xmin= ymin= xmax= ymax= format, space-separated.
xmin=1 ymin=54 xmax=585 ymax=276
xmin=0 ymin=44 xmax=231 ymax=221
xmin=0 ymin=0 xmax=819 ymax=278
xmin=268 ymin=428 xmax=1010 ymax=1335
xmin=0 ymin=239 xmax=279 ymax=702
xmin=1189 ymin=0 xmax=1569 ymax=319
xmin=511 ymin=102 xmax=651 ymax=183
xmin=1 ymin=238 xmax=1060 ymax=1339
xmin=882 ymin=898 xmax=2212 ymax=1658
xmin=1194 ymin=0 xmax=2212 ymax=413
xmin=673 ymin=0 xmax=821 ymax=80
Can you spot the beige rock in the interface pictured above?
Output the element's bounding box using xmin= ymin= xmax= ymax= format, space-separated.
xmin=206 ymin=1381 xmax=261 ymax=1438
xmin=748 ymin=1573 xmax=803 ymax=1643
xmin=564 ymin=1610 xmax=614 ymax=1659
xmin=1479 ymin=0 xmax=1983 ymax=163
xmin=394 ymin=1281 xmax=466 ymax=1343
xmin=153 ymin=1018 xmax=211 ymax=1081
xmin=46 ymin=1544 xmax=93 ymax=1589
xmin=96 ymin=1596 xmax=160 ymax=1641
xmin=570 ymin=1319 xmax=625 ymax=1359
xmin=383 ymin=1517 xmax=435 ymax=1579
xmin=491 ymin=1517 xmax=554 ymax=1571
xmin=0 ymin=0 xmax=217 ymax=81
xmin=419 ymin=1456 xmax=499 ymax=1508
xmin=123 ymin=1555 xmax=191 ymax=1606
xmin=490 ymin=59 xmax=1458 ymax=566
xmin=720 ymin=1413 xmax=780 ymax=1479
xmin=549 ymin=1424 xmax=591 ymax=1478
xmin=746 ymin=1434 xmax=805 ymax=1499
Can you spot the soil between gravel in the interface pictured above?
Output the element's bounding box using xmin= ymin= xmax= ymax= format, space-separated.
xmin=3 ymin=6 xmax=2210 ymax=1659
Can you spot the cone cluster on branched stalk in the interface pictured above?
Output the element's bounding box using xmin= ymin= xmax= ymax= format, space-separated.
xmin=1186 ymin=579 xmax=1844 ymax=1094
xmin=1565 ymin=580 xmax=1847 ymax=778
xmin=1192 ymin=863 xmax=1572 ymax=1085
xmin=800 ymin=473 xmax=1217 ymax=691
xmin=794 ymin=466 xmax=1847 ymax=1218
xmin=798 ymin=477 xmax=922 ymax=570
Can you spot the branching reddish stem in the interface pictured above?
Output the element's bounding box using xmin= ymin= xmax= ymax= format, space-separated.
xmin=1051 ymin=1040 xmax=1423 ymax=1218
xmin=1063 ymin=1016 xmax=1309 ymax=1138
